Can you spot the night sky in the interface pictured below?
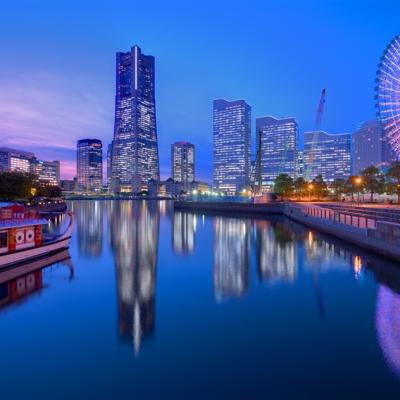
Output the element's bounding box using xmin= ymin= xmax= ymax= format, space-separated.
xmin=1 ymin=0 xmax=399 ymax=181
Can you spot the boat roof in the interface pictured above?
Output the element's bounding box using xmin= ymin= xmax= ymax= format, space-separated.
xmin=0 ymin=218 xmax=48 ymax=230
xmin=0 ymin=202 xmax=15 ymax=208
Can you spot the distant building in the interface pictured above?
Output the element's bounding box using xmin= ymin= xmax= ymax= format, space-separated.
xmin=352 ymin=120 xmax=394 ymax=174
xmin=171 ymin=141 xmax=195 ymax=192
xmin=77 ymin=139 xmax=103 ymax=193
xmin=256 ymin=116 xmax=298 ymax=190
xmin=213 ymin=99 xmax=251 ymax=194
xmin=296 ymin=150 xmax=304 ymax=179
xmin=60 ymin=179 xmax=76 ymax=192
xmin=33 ymin=160 xmax=60 ymax=186
xmin=190 ymin=181 xmax=210 ymax=193
xmin=107 ymin=143 xmax=113 ymax=191
xmin=111 ymin=45 xmax=160 ymax=193
xmin=303 ymin=131 xmax=351 ymax=181
xmin=0 ymin=147 xmax=35 ymax=173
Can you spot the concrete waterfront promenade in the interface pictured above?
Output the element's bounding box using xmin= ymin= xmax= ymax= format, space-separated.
xmin=174 ymin=200 xmax=400 ymax=261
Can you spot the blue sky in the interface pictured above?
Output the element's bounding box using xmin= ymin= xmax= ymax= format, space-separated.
xmin=0 ymin=0 xmax=399 ymax=181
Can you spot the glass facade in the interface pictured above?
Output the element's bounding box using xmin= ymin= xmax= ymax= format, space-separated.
xmin=213 ymin=99 xmax=251 ymax=194
xmin=352 ymin=120 xmax=394 ymax=174
xmin=256 ymin=116 xmax=298 ymax=190
xmin=303 ymin=131 xmax=351 ymax=181
xmin=33 ymin=160 xmax=60 ymax=186
xmin=77 ymin=139 xmax=103 ymax=193
xmin=0 ymin=147 xmax=35 ymax=173
xmin=111 ymin=45 xmax=160 ymax=193
xmin=171 ymin=141 xmax=195 ymax=192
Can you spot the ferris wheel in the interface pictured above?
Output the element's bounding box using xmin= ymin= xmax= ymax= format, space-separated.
xmin=376 ymin=34 xmax=400 ymax=157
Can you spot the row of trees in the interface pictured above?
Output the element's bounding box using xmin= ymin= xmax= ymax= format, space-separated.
xmin=0 ymin=172 xmax=61 ymax=201
xmin=273 ymin=161 xmax=400 ymax=202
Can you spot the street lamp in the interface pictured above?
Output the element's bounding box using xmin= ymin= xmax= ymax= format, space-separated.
xmin=355 ymin=177 xmax=362 ymax=204
xmin=308 ymin=184 xmax=314 ymax=201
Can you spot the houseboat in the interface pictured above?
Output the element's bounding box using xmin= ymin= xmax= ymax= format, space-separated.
xmin=0 ymin=203 xmax=73 ymax=269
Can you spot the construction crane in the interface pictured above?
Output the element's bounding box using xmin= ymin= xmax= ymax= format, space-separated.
xmin=305 ymin=88 xmax=326 ymax=181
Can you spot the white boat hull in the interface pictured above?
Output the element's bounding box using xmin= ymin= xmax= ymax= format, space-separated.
xmin=0 ymin=212 xmax=73 ymax=269
xmin=0 ymin=237 xmax=71 ymax=269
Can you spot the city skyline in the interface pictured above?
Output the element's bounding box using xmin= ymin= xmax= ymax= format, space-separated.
xmin=1 ymin=0 xmax=400 ymax=182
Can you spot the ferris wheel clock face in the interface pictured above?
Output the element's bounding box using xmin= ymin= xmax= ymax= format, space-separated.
xmin=376 ymin=34 xmax=400 ymax=157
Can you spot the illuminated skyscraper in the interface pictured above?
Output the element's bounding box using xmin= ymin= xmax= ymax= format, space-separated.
xmin=213 ymin=99 xmax=251 ymax=194
xmin=107 ymin=143 xmax=113 ymax=191
xmin=256 ymin=116 xmax=298 ymax=189
xmin=171 ymin=141 xmax=195 ymax=192
xmin=303 ymin=131 xmax=351 ymax=181
xmin=111 ymin=45 xmax=160 ymax=193
xmin=77 ymin=139 xmax=103 ymax=192
xmin=352 ymin=120 xmax=394 ymax=174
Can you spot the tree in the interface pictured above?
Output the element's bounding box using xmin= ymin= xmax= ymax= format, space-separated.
xmin=360 ymin=165 xmax=383 ymax=202
xmin=329 ymin=178 xmax=346 ymax=200
xmin=386 ymin=161 xmax=400 ymax=203
xmin=273 ymin=174 xmax=294 ymax=199
xmin=0 ymin=172 xmax=35 ymax=201
xmin=294 ymin=177 xmax=307 ymax=199
xmin=35 ymin=184 xmax=62 ymax=198
xmin=312 ymin=174 xmax=328 ymax=200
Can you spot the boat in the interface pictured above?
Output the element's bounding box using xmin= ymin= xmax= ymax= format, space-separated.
xmin=0 ymin=203 xmax=73 ymax=268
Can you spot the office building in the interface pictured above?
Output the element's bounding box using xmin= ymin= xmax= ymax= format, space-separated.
xmin=171 ymin=141 xmax=195 ymax=192
xmin=213 ymin=99 xmax=251 ymax=194
xmin=256 ymin=116 xmax=298 ymax=189
xmin=33 ymin=160 xmax=60 ymax=186
xmin=77 ymin=139 xmax=103 ymax=193
xmin=352 ymin=120 xmax=394 ymax=174
xmin=111 ymin=45 xmax=160 ymax=193
xmin=107 ymin=143 xmax=113 ymax=191
xmin=0 ymin=147 xmax=35 ymax=173
xmin=303 ymin=131 xmax=351 ymax=181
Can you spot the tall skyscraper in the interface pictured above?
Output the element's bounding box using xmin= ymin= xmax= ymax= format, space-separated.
xmin=213 ymin=99 xmax=251 ymax=194
xmin=76 ymin=139 xmax=103 ymax=193
xmin=111 ymin=45 xmax=160 ymax=193
xmin=256 ymin=116 xmax=298 ymax=190
xmin=352 ymin=120 xmax=394 ymax=174
xmin=107 ymin=143 xmax=113 ymax=191
xmin=171 ymin=141 xmax=195 ymax=192
xmin=303 ymin=131 xmax=351 ymax=181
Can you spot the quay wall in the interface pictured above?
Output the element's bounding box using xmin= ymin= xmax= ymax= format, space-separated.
xmin=173 ymin=201 xmax=284 ymax=215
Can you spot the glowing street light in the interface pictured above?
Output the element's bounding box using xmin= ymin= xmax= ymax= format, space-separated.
xmin=308 ymin=183 xmax=314 ymax=201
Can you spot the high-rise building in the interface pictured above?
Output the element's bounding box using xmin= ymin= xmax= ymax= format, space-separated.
xmin=303 ymin=131 xmax=351 ymax=181
xmin=213 ymin=99 xmax=251 ymax=194
xmin=256 ymin=116 xmax=298 ymax=190
xmin=33 ymin=160 xmax=60 ymax=186
xmin=111 ymin=45 xmax=160 ymax=193
xmin=0 ymin=147 xmax=35 ymax=173
xmin=296 ymin=150 xmax=304 ymax=178
xmin=171 ymin=141 xmax=195 ymax=192
xmin=352 ymin=120 xmax=394 ymax=174
xmin=76 ymin=139 xmax=103 ymax=193
xmin=107 ymin=143 xmax=113 ymax=191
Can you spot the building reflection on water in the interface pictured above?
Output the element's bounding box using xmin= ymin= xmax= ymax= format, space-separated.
xmin=74 ymin=200 xmax=103 ymax=257
xmin=172 ymin=211 xmax=197 ymax=254
xmin=213 ymin=217 xmax=250 ymax=300
xmin=109 ymin=201 xmax=159 ymax=354
xmin=255 ymin=220 xmax=296 ymax=283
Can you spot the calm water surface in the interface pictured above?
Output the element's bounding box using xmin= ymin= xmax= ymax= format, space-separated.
xmin=1 ymin=200 xmax=400 ymax=399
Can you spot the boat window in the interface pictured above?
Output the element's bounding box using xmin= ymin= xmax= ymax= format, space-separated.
xmin=0 ymin=232 xmax=7 ymax=248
